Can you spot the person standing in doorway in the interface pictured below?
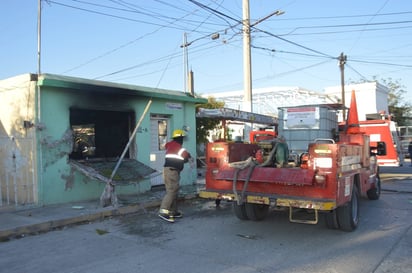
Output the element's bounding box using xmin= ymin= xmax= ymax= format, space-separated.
xmin=158 ymin=129 xmax=192 ymax=223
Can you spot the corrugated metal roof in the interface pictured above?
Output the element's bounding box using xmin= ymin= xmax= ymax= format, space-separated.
xmin=196 ymin=107 xmax=278 ymax=125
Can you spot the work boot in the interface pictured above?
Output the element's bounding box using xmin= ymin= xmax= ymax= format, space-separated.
xmin=172 ymin=211 xmax=183 ymax=218
xmin=158 ymin=213 xmax=175 ymax=223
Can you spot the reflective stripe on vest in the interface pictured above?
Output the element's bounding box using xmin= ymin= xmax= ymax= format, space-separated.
xmin=165 ymin=148 xmax=186 ymax=161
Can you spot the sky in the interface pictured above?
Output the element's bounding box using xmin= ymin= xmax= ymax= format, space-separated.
xmin=2 ymin=0 xmax=412 ymax=104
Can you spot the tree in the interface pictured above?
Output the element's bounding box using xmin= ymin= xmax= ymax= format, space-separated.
xmin=349 ymin=77 xmax=411 ymax=126
xmin=376 ymin=77 xmax=411 ymax=126
xmin=195 ymin=96 xmax=224 ymax=144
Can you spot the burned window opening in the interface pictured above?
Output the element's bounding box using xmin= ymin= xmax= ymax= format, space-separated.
xmin=69 ymin=109 xmax=135 ymax=160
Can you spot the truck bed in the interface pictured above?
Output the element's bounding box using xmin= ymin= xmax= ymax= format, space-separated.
xmin=216 ymin=166 xmax=315 ymax=186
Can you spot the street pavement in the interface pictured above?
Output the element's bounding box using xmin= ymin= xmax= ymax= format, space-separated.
xmin=0 ymin=166 xmax=411 ymax=272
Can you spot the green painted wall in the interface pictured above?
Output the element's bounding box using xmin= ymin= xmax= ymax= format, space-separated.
xmin=137 ymin=99 xmax=198 ymax=185
xmin=37 ymin=86 xmax=200 ymax=205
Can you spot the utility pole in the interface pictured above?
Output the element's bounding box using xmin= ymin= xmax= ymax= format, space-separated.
xmin=183 ymin=32 xmax=189 ymax=93
xmin=241 ymin=0 xmax=284 ymax=141
xmin=37 ymin=0 xmax=42 ymax=123
xmin=242 ymin=2 xmax=284 ymax=113
xmin=37 ymin=0 xmax=42 ymax=75
xmin=242 ymin=0 xmax=252 ymax=113
xmin=339 ymin=52 xmax=347 ymax=121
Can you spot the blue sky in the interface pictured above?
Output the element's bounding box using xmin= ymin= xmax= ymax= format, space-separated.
xmin=2 ymin=0 xmax=412 ymax=103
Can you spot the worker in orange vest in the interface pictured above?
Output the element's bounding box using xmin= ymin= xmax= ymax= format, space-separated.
xmin=158 ymin=129 xmax=192 ymax=223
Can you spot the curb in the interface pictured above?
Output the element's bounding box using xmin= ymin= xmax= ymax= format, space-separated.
xmin=0 ymin=199 xmax=161 ymax=241
xmin=0 ymin=189 xmax=201 ymax=242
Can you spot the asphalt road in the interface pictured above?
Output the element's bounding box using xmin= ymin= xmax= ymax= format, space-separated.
xmin=1 ymin=166 xmax=411 ymax=273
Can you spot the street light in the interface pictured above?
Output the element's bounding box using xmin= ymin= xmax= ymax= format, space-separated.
xmin=181 ymin=32 xmax=221 ymax=94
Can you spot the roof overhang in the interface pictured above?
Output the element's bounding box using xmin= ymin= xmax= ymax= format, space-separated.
xmin=37 ymin=73 xmax=207 ymax=104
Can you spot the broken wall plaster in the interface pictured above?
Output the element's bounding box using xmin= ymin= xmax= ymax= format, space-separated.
xmin=40 ymin=128 xmax=74 ymax=169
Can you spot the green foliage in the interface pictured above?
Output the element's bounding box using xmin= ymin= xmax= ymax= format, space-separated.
xmin=376 ymin=77 xmax=411 ymax=126
xmin=196 ymin=97 xmax=225 ymax=144
xmin=350 ymin=77 xmax=411 ymax=126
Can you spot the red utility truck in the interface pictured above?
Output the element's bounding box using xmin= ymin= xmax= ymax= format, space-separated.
xmin=356 ymin=119 xmax=404 ymax=166
xmin=199 ymin=91 xmax=386 ymax=232
xmin=249 ymin=130 xmax=277 ymax=143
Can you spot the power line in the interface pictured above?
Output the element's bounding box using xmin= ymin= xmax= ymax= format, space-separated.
xmin=279 ymin=20 xmax=412 ymax=36
xmin=47 ymin=0 xmax=226 ymax=31
xmin=57 ymin=0 xmax=232 ymax=74
xmin=44 ymin=1 xmax=412 ymax=92
xmin=251 ymin=45 xmax=334 ymax=60
xmin=187 ymin=0 xmax=333 ymax=58
xmin=349 ymin=59 xmax=412 ymax=68
xmin=50 ymin=0 xmax=344 ymax=78
xmin=270 ymin=11 xmax=412 ymax=22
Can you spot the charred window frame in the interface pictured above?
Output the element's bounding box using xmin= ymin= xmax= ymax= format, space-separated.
xmin=69 ymin=109 xmax=135 ymax=160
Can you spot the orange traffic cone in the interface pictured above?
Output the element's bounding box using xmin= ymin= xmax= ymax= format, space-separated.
xmin=346 ymin=90 xmax=360 ymax=134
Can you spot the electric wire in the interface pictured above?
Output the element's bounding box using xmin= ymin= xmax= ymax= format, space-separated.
xmin=60 ymin=0 xmax=231 ymax=74
xmin=278 ymin=19 xmax=412 ymax=36
xmin=42 ymin=0 xmax=412 ymax=91
xmin=347 ymin=0 xmax=389 ymax=52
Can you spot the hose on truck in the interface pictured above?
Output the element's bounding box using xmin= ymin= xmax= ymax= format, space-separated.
xmin=229 ymin=142 xmax=286 ymax=204
xmin=231 ymin=158 xmax=257 ymax=205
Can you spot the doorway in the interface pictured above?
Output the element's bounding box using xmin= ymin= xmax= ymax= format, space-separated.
xmin=150 ymin=115 xmax=170 ymax=186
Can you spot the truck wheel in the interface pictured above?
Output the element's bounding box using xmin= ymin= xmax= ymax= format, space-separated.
xmin=325 ymin=210 xmax=340 ymax=229
xmin=367 ymin=175 xmax=381 ymax=200
xmin=337 ymin=184 xmax=359 ymax=232
xmin=233 ymin=202 xmax=249 ymax=220
xmin=245 ymin=203 xmax=269 ymax=221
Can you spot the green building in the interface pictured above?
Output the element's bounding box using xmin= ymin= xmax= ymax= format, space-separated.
xmin=0 ymin=73 xmax=206 ymax=208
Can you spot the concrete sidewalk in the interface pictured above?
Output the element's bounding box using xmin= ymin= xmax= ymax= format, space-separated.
xmin=1 ymin=168 xmax=411 ymax=242
xmin=0 ymin=183 xmax=202 ymax=241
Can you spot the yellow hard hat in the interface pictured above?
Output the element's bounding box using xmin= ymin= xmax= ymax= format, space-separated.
xmin=172 ymin=129 xmax=186 ymax=138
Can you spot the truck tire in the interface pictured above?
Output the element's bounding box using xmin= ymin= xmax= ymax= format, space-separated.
xmin=337 ymin=184 xmax=359 ymax=232
xmin=367 ymin=175 xmax=381 ymax=200
xmin=233 ymin=202 xmax=249 ymax=220
xmin=245 ymin=203 xmax=269 ymax=221
xmin=325 ymin=210 xmax=340 ymax=229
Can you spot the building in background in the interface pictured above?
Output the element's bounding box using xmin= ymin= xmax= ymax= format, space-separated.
xmin=206 ymin=82 xmax=389 ymax=121
xmin=206 ymin=86 xmax=338 ymax=117
xmin=324 ymin=81 xmax=389 ymax=121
